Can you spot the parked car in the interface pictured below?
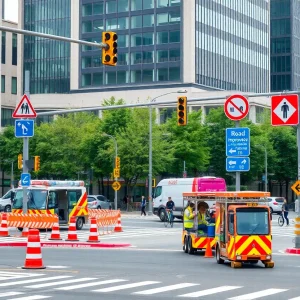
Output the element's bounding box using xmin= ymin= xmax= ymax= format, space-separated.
xmin=259 ymin=197 xmax=284 ymax=214
xmin=0 ymin=189 xmax=14 ymax=212
xmin=87 ymin=195 xmax=112 ymax=210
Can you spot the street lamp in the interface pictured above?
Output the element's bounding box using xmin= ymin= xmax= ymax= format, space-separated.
xmin=148 ymin=89 xmax=187 ymax=215
xmin=103 ymin=133 xmax=118 ymax=210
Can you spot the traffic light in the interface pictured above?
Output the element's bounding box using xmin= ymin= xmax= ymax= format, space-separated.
xmin=152 ymin=179 xmax=156 ymax=187
xmin=115 ymin=156 xmax=120 ymax=169
xmin=177 ymin=96 xmax=187 ymax=126
xmin=17 ymin=154 xmax=22 ymax=169
xmin=102 ymin=31 xmax=118 ymax=66
xmin=34 ymin=156 xmax=40 ymax=171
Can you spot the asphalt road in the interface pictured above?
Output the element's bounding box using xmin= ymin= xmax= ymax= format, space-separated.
xmin=0 ymin=214 xmax=299 ymax=300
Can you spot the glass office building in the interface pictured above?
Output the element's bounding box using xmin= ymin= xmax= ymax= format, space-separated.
xmin=270 ymin=0 xmax=300 ymax=91
xmin=23 ymin=0 xmax=71 ymax=94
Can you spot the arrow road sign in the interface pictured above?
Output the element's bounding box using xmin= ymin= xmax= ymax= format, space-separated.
xmin=291 ymin=180 xmax=300 ymax=196
xmin=112 ymin=181 xmax=121 ymax=191
xmin=226 ymin=157 xmax=250 ymax=172
xmin=226 ymin=128 xmax=250 ymax=157
xmin=15 ymin=120 xmax=34 ymax=138
xmin=21 ymin=173 xmax=31 ymax=187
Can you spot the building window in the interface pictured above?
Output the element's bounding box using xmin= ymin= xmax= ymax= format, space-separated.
xmin=11 ymin=77 xmax=17 ymax=94
xmin=157 ymin=13 xmax=168 ymax=26
xmin=93 ymin=57 xmax=101 ymax=67
xmin=82 ymin=57 xmax=92 ymax=68
xmin=106 ymin=18 xmax=118 ymax=30
xmin=143 ymin=0 xmax=154 ymax=9
xmin=131 ymin=0 xmax=142 ymax=11
xmin=131 ymin=70 xmax=142 ymax=83
xmin=1 ymin=32 xmax=5 ymax=64
xmin=157 ymin=12 xmax=180 ymax=26
xmin=82 ymin=74 xmax=92 ymax=87
xmin=169 ymin=67 xmax=180 ymax=81
xmin=117 ymin=71 xmax=129 ymax=84
xmin=169 ymin=49 xmax=180 ymax=61
xmin=106 ymin=1 xmax=117 ymax=14
xmin=143 ymin=14 xmax=154 ymax=27
xmin=82 ymin=4 xmax=92 ymax=16
xmin=271 ymin=19 xmax=290 ymax=37
xmin=106 ymin=71 xmax=117 ymax=84
xmin=271 ymin=56 xmax=291 ymax=72
xmin=1 ymin=75 xmax=5 ymax=93
xmin=118 ymin=0 xmax=129 ymax=12
xmin=131 ymin=33 xmax=142 ymax=46
xmin=142 ymin=69 xmax=153 ymax=82
xmin=1 ymin=108 xmax=14 ymax=127
xmin=94 ymin=3 xmax=104 ymax=14
xmin=93 ymin=73 xmax=103 ymax=85
xmin=157 ymin=68 xmax=168 ymax=81
xmin=12 ymin=34 xmax=17 ymax=65
xmin=82 ymin=21 xmax=92 ymax=33
xmin=131 ymin=15 xmax=142 ymax=28
xmin=143 ymin=32 xmax=154 ymax=45
xmin=131 ymin=52 xmax=142 ymax=64
xmin=143 ymin=51 xmax=153 ymax=63
xmin=169 ymin=31 xmax=180 ymax=43
xmin=118 ymin=53 xmax=129 ymax=65
xmin=157 ymin=32 xmax=168 ymax=44
xmin=158 ymin=0 xmax=181 ymax=7
xmin=94 ymin=20 xmax=104 ymax=32
xmin=271 ymin=37 xmax=291 ymax=54
xmin=118 ymin=17 xmax=129 ymax=30
xmin=157 ymin=50 xmax=168 ymax=62
xmin=118 ymin=35 xmax=129 ymax=47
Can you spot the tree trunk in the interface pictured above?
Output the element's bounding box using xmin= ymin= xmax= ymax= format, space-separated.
xmin=285 ymin=179 xmax=289 ymax=202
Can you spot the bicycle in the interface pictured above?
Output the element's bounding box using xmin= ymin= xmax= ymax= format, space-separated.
xmin=164 ymin=209 xmax=174 ymax=228
xmin=278 ymin=212 xmax=284 ymax=227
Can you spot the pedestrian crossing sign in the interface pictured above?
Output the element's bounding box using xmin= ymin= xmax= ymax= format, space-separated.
xmin=12 ymin=94 xmax=37 ymax=118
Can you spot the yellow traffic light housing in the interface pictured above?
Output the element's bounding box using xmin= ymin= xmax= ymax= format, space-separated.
xmin=34 ymin=156 xmax=40 ymax=171
xmin=177 ymin=96 xmax=187 ymax=126
xmin=18 ymin=154 xmax=22 ymax=169
xmin=102 ymin=31 xmax=118 ymax=66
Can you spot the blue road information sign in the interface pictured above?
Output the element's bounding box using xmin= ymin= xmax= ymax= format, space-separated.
xmin=226 ymin=127 xmax=250 ymax=156
xmin=15 ymin=120 xmax=34 ymax=138
xmin=21 ymin=173 xmax=31 ymax=187
xmin=226 ymin=157 xmax=250 ymax=172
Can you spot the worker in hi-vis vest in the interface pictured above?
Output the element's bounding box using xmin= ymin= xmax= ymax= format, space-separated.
xmin=184 ymin=202 xmax=196 ymax=231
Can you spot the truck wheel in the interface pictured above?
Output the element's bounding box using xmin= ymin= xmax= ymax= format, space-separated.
xmin=4 ymin=205 xmax=11 ymax=212
xmin=216 ymin=245 xmax=224 ymax=264
xmin=183 ymin=236 xmax=188 ymax=253
xmin=76 ymin=217 xmax=84 ymax=230
xmin=187 ymin=236 xmax=195 ymax=255
xmin=159 ymin=209 xmax=165 ymax=222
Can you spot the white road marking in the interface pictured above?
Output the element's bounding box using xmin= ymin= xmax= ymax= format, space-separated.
xmin=0 ymin=292 xmax=24 ymax=297
xmin=0 ymin=276 xmax=72 ymax=287
xmin=8 ymin=296 xmax=51 ymax=300
xmin=228 ymin=288 xmax=287 ymax=300
xmin=46 ymin=266 xmax=69 ymax=269
xmin=55 ymin=279 xmax=128 ymax=290
xmin=92 ymin=281 xmax=160 ymax=292
xmin=134 ymin=283 xmax=199 ymax=295
xmin=25 ymin=277 xmax=97 ymax=289
xmin=179 ymin=286 xmax=242 ymax=297
xmin=289 ymin=297 xmax=300 ymax=300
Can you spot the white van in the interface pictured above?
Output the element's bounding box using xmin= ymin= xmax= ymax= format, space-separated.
xmin=153 ymin=177 xmax=226 ymax=221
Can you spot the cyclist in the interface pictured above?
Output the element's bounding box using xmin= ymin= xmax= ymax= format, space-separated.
xmin=165 ymin=197 xmax=175 ymax=223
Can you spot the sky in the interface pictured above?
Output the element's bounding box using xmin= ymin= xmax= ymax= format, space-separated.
xmin=4 ymin=0 xmax=18 ymax=23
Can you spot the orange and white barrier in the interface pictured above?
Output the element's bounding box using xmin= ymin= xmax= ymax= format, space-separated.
xmin=87 ymin=217 xmax=99 ymax=242
xmin=22 ymin=229 xmax=46 ymax=269
xmin=0 ymin=213 xmax=9 ymax=237
xmin=66 ymin=216 xmax=79 ymax=241
xmin=48 ymin=222 xmax=62 ymax=240
xmin=0 ymin=213 xmax=58 ymax=229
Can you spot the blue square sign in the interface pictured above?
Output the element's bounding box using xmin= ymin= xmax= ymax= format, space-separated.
xmin=226 ymin=127 xmax=250 ymax=156
xmin=15 ymin=120 xmax=34 ymax=138
xmin=21 ymin=173 xmax=31 ymax=187
xmin=226 ymin=157 xmax=250 ymax=172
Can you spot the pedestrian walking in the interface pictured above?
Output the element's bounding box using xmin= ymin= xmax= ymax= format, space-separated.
xmin=141 ymin=195 xmax=146 ymax=216
xmin=282 ymin=198 xmax=289 ymax=226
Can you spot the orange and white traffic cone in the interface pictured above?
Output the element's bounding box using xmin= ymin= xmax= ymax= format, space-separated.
xmin=0 ymin=213 xmax=10 ymax=237
xmin=65 ymin=216 xmax=79 ymax=241
xmin=204 ymin=238 xmax=214 ymax=258
xmin=22 ymin=229 xmax=46 ymax=269
xmin=48 ymin=222 xmax=62 ymax=240
xmin=87 ymin=218 xmax=99 ymax=242
xmin=114 ymin=212 xmax=123 ymax=232
xmin=21 ymin=227 xmax=29 ymax=238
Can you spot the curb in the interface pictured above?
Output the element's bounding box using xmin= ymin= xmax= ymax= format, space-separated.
xmin=0 ymin=241 xmax=131 ymax=249
xmin=285 ymin=248 xmax=300 ymax=255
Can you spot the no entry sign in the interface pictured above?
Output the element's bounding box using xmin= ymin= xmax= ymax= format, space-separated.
xmin=224 ymin=94 xmax=249 ymax=121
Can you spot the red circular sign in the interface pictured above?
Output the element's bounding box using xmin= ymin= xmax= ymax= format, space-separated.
xmin=224 ymin=94 xmax=249 ymax=121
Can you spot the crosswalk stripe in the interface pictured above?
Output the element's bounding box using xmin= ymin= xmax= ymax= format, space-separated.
xmin=0 ymin=292 xmax=24 ymax=297
xmin=228 ymin=288 xmax=287 ymax=299
xmin=8 ymin=296 xmax=51 ymax=300
xmin=92 ymin=281 xmax=160 ymax=292
xmin=179 ymin=286 xmax=242 ymax=298
xmin=0 ymin=275 xmax=71 ymax=287
xmin=134 ymin=283 xmax=199 ymax=295
xmin=55 ymin=279 xmax=128 ymax=290
xmin=25 ymin=277 xmax=97 ymax=289
xmin=289 ymin=297 xmax=300 ymax=300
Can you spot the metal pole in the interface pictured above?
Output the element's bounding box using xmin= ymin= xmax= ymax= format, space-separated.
xmin=114 ymin=138 xmax=118 ymax=211
xmin=11 ymin=161 xmax=14 ymax=189
xmin=265 ymin=148 xmax=268 ymax=192
xmin=296 ymin=94 xmax=300 ymax=248
xmin=235 ymin=121 xmax=240 ymax=191
xmin=148 ymin=104 xmax=153 ymax=215
xmin=23 ymin=70 xmax=30 ymax=215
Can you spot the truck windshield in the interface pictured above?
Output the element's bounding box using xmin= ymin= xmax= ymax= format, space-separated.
xmin=12 ymin=189 xmax=48 ymax=210
xmin=236 ymin=208 xmax=269 ymax=235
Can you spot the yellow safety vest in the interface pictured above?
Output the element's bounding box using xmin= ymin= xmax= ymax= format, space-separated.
xmin=198 ymin=213 xmax=208 ymax=225
xmin=184 ymin=206 xmax=194 ymax=229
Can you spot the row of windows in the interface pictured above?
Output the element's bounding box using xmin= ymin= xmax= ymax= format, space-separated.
xmin=82 ymin=48 xmax=180 ymax=68
xmin=82 ymin=12 xmax=180 ymax=32
xmin=82 ymin=30 xmax=180 ymax=50
xmin=270 ymin=0 xmax=290 ymax=18
xmin=82 ymin=0 xmax=181 ymax=16
xmin=81 ymin=66 xmax=180 ymax=87
xmin=1 ymin=76 xmax=17 ymax=94
xmin=271 ymin=19 xmax=291 ymax=37
xmin=271 ymin=56 xmax=291 ymax=73
xmin=271 ymin=37 xmax=291 ymax=54
xmin=1 ymin=108 xmax=14 ymax=127
xmin=1 ymin=32 xmax=18 ymax=66
xmin=271 ymin=74 xmax=291 ymax=91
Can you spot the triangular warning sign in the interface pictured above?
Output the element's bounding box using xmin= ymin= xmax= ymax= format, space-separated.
xmin=12 ymin=94 xmax=37 ymax=118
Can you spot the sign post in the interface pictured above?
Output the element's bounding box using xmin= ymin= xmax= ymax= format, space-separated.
xmin=296 ymin=94 xmax=300 ymax=249
xmin=224 ymin=95 xmax=250 ymax=191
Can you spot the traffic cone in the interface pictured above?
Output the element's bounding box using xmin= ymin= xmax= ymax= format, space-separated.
xmin=22 ymin=229 xmax=46 ymax=269
xmin=21 ymin=227 xmax=29 ymax=238
xmin=114 ymin=212 xmax=123 ymax=232
xmin=204 ymin=238 xmax=214 ymax=258
xmin=65 ymin=216 xmax=79 ymax=241
xmin=0 ymin=213 xmax=10 ymax=237
xmin=48 ymin=222 xmax=62 ymax=240
xmin=87 ymin=218 xmax=99 ymax=242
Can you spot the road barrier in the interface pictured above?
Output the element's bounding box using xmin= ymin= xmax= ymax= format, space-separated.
xmin=89 ymin=209 xmax=120 ymax=235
